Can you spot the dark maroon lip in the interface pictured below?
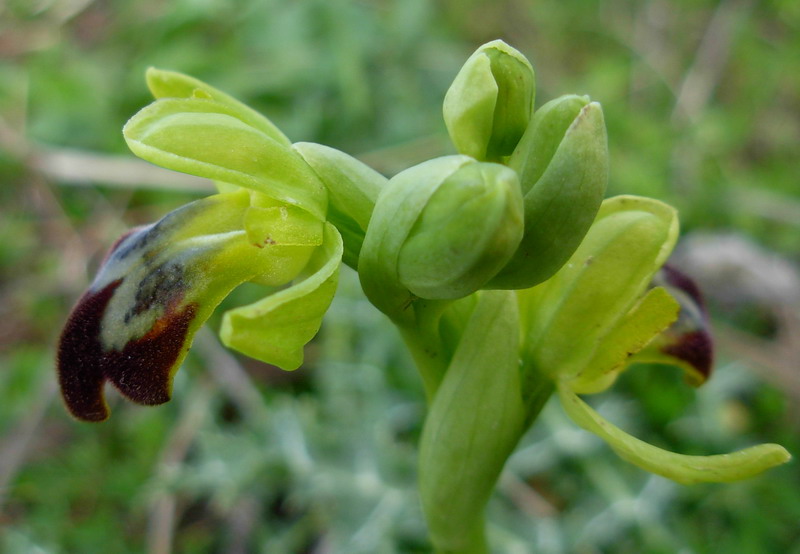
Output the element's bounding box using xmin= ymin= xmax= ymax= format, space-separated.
xmin=655 ymin=264 xmax=714 ymax=384
xmin=662 ymin=329 xmax=714 ymax=384
xmin=57 ymin=278 xmax=197 ymax=422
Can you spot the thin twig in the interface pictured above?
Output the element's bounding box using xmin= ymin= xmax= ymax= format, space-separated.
xmin=32 ymin=148 xmax=214 ymax=193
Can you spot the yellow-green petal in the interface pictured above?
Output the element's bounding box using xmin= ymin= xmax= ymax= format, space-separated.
xmin=220 ymin=223 xmax=343 ymax=370
xmin=145 ymin=67 xmax=291 ymax=146
xmin=124 ymin=97 xmax=327 ymax=219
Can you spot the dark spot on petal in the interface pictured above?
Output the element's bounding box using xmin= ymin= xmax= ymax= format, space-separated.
xmin=662 ymin=329 xmax=714 ymax=385
xmin=654 ymin=263 xmax=715 ymax=385
xmin=105 ymin=302 xmax=196 ymax=406
xmin=57 ymin=279 xmax=198 ymax=422
xmin=126 ymin=261 xmax=186 ymax=321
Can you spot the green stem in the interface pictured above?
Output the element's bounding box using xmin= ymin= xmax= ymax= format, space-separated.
xmin=434 ymin=524 xmax=487 ymax=554
xmin=397 ymin=298 xmax=451 ymax=402
xmin=522 ymin=371 xmax=555 ymax=428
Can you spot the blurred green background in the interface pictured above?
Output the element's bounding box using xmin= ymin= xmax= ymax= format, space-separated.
xmin=1 ymin=0 xmax=798 ymax=552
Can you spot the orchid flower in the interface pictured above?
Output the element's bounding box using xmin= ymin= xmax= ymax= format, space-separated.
xmin=56 ymin=69 xmax=390 ymax=421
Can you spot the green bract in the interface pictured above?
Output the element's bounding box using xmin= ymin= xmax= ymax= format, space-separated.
xmin=444 ymin=40 xmax=535 ymax=161
xmin=419 ymin=291 xmax=525 ymax=552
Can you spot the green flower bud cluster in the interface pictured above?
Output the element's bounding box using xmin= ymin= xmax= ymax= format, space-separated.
xmin=56 ymin=40 xmax=790 ymax=554
xmin=358 ymin=41 xmax=609 ymax=330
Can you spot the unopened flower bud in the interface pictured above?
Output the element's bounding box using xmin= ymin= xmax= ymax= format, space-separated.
xmin=359 ymin=156 xmax=523 ymax=320
xmin=443 ymin=40 xmax=535 ymax=162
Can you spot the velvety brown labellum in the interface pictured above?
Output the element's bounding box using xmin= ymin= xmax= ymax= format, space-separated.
xmin=658 ymin=264 xmax=713 ymax=383
xmin=57 ymin=279 xmax=197 ymax=422
xmin=663 ymin=330 xmax=713 ymax=383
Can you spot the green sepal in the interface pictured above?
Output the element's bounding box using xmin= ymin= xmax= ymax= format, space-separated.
xmin=123 ymin=97 xmax=327 ymax=220
xmin=558 ymin=384 xmax=791 ymax=484
xmin=145 ymin=67 xmax=291 ymax=146
xmin=220 ymin=223 xmax=343 ymax=370
xmin=488 ymin=98 xmax=608 ymax=289
xmin=292 ymin=142 xmax=386 ymax=268
xmin=520 ymin=195 xmax=679 ymax=383
xmin=443 ymin=40 xmax=535 ymax=161
xmin=419 ymin=291 xmax=527 ymax=552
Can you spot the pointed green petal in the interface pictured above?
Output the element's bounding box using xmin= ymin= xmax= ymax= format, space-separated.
xmin=558 ymin=384 xmax=791 ymax=484
xmin=220 ymin=223 xmax=343 ymax=370
xmin=123 ymin=98 xmax=326 ymax=219
xmin=571 ymin=286 xmax=680 ymax=394
xmin=145 ymin=67 xmax=291 ymax=146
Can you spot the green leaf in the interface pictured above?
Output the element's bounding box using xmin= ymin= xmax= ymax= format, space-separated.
xmin=123 ymin=98 xmax=327 ymax=220
xmin=220 ymin=223 xmax=343 ymax=370
xmin=558 ymin=384 xmax=791 ymax=484
xmin=145 ymin=67 xmax=291 ymax=146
